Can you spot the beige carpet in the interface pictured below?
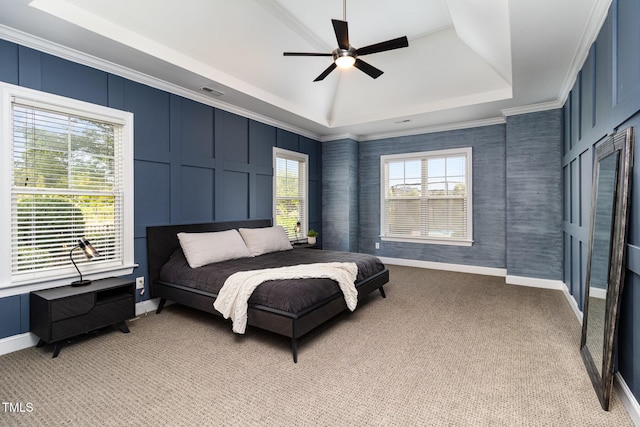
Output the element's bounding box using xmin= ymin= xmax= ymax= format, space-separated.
xmin=0 ymin=265 xmax=632 ymax=426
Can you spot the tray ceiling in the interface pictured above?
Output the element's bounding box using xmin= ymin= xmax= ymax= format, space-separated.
xmin=0 ymin=0 xmax=610 ymax=140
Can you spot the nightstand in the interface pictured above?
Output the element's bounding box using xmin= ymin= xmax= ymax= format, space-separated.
xmin=292 ymin=243 xmax=321 ymax=249
xmin=30 ymin=277 xmax=135 ymax=357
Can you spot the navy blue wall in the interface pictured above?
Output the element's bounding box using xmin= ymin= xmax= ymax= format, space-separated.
xmin=356 ymin=125 xmax=508 ymax=268
xmin=323 ymin=118 xmax=563 ymax=278
xmin=506 ymin=111 xmax=564 ymax=280
xmin=0 ymin=40 xmax=322 ymax=339
xmin=563 ymin=0 xmax=640 ymax=403
xmin=322 ymin=138 xmax=359 ymax=252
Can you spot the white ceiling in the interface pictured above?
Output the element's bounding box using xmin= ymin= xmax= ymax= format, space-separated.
xmin=0 ymin=0 xmax=611 ymax=141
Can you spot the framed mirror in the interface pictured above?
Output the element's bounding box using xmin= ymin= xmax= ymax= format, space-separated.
xmin=581 ymin=127 xmax=634 ymax=410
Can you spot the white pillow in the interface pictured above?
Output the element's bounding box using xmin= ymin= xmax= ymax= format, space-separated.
xmin=238 ymin=225 xmax=293 ymax=256
xmin=177 ymin=229 xmax=252 ymax=268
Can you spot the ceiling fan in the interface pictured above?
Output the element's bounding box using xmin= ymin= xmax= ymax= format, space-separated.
xmin=283 ymin=1 xmax=409 ymax=82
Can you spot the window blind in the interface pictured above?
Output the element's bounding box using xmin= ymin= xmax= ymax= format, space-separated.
xmin=11 ymin=101 xmax=123 ymax=277
xmin=381 ymin=148 xmax=471 ymax=244
xmin=274 ymin=150 xmax=307 ymax=240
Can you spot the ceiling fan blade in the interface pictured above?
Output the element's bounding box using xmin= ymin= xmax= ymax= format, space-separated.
xmin=283 ymin=52 xmax=333 ymax=57
xmin=354 ymin=59 xmax=384 ymax=79
xmin=314 ymin=63 xmax=337 ymax=82
xmin=332 ymin=19 xmax=350 ymax=50
xmin=356 ymin=36 xmax=409 ymax=56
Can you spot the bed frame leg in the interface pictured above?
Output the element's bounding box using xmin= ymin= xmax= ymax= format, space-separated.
xmin=291 ymin=337 xmax=298 ymax=363
xmin=379 ymin=286 xmax=386 ymax=298
xmin=156 ymin=298 xmax=167 ymax=314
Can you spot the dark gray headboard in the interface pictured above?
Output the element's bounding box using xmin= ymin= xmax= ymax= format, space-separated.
xmin=146 ymin=219 xmax=272 ymax=287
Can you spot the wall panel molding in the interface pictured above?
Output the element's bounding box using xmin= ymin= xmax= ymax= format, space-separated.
xmin=563 ymin=0 xmax=640 ymax=409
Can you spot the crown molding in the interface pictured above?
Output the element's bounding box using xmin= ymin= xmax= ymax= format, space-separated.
xmin=0 ymin=24 xmax=323 ymax=142
xmin=501 ymin=100 xmax=563 ymax=118
xmin=557 ymin=0 xmax=613 ymax=106
xmin=356 ymin=117 xmax=506 ymax=142
xmin=326 ymin=97 xmax=565 ymax=143
xmin=319 ymin=133 xmax=360 ymax=142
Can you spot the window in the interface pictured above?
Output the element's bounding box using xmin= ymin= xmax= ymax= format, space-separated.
xmin=380 ymin=147 xmax=473 ymax=246
xmin=273 ymin=147 xmax=308 ymax=240
xmin=0 ymin=83 xmax=135 ymax=292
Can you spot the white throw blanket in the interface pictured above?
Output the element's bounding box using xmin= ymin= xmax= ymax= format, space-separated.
xmin=213 ymin=262 xmax=358 ymax=334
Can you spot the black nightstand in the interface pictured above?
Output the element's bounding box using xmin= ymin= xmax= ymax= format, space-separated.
xmin=292 ymin=243 xmax=321 ymax=249
xmin=30 ymin=277 xmax=135 ymax=357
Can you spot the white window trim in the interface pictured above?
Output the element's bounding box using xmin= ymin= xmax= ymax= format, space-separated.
xmin=380 ymin=147 xmax=473 ymax=247
xmin=0 ymin=82 xmax=136 ymax=297
xmin=273 ymin=147 xmax=308 ymax=240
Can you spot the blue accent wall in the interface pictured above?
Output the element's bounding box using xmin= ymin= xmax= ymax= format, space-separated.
xmin=0 ymin=40 xmax=322 ymax=339
xmin=563 ymin=0 xmax=640 ymax=404
xmin=355 ymin=124 xmax=510 ymax=269
xmin=0 ymin=296 xmax=23 ymax=336
xmin=322 ymin=139 xmax=359 ymax=251
xmin=506 ymin=111 xmax=563 ymax=279
xmin=323 ymin=119 xmax=563 ymax=277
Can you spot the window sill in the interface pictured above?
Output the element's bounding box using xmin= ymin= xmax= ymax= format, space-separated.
xmin=380 ymin=236 xmax=474 ymax=247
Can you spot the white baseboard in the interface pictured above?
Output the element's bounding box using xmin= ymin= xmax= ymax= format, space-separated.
xmin=616 ymin=372 xmax=640 ymax=426
xmin=0 ymin=298 xmax=165 ymax=356
xmin=0 ymin=332 xmax=39 ymax=356
xmin=589 ymin=287 xmax=607 ymax=300
xmin=560 ymin=281 xmax=583 ymax=325
xmin=379 ymin=256 xmax=507 ymax=277
xmin=505 ymin=274 xmax=565 ymax=290
xmin=134 ymin=297 xmax=165 ymax=316
xmin=380 ymin=257 xmax=568 ymax=293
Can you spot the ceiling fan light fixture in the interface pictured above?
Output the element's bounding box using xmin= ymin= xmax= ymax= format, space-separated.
xmin=282 ymin=2 xmax=408 ymax=81
xmin=333 ymin=48 xmax=356 ymax=69
xmin=335 ymin=54 xmax=356 ymax=69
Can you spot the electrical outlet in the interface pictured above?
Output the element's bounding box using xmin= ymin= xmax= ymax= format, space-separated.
xmin=136 ymin=276 xmax=144 ymax=290
xmin=375 ymin=242 xmax=380 ymax=249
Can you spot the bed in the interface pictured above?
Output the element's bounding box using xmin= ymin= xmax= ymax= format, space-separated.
xmin=146 ymin=219 xmax=389 ymax=362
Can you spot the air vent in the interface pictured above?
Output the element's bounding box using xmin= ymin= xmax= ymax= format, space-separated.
xmin=199 ymin=86 xmax=224 ymax=96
